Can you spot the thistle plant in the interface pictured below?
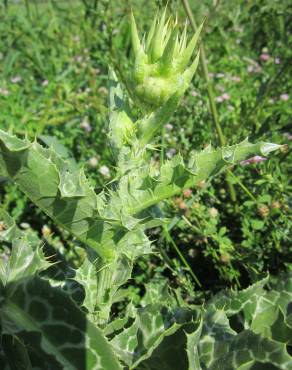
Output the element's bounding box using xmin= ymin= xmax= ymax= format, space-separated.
xmin=0 ymin=7 xmax=289 ymax=370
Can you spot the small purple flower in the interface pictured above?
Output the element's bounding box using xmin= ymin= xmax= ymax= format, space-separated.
xmin=42 ymin=79 xmax=49 ymax=86
xmin=80 ymin=118 xmax=92 ymax=132
xmin=231 ymin=76 xmax=241 ymax=82
xmin=240 ymin=156 xmax=267 ymax=166
xmin=216 ymin=96 xmax=224 ymax=103
xmin=75 ymin=55 xmax=83 ymax=63
xmin=274 ymin=57 xmax=281 ymax=64
xmin=283 ymin=132 xmax=292 ymax=141
xmin=280 ymin=94 xmax=289 ymax=101
xmin=11 ymin=76 xmax=22 ymax=83
xmin=0 ymin=87 xmax=9 ymax=96
xmin=166 ymin=148 xmax=176 ymax=159
xmin=260 ymin=53 xmax=270 ymax=62
xmin=165 ymin=123 xmax=173 ymax=131
xmin=222 ymin=93 xmax=230 ymax=101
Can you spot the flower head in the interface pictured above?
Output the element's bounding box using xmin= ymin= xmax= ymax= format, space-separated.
xmin=88 ymin=156 xmax=99 ymax=168
xmin=258 ymin=204 xmax=269 ymax=218
xmin=11 ymin=76 xmax=22 ymax=84
xmin=80 ymin=118 xmax=92 ymax=132
xmin=99 ymin=165 xmax=110 ymax=178
xmin=0 ymin=87 xmax=9 ymax=96
xmin=216 ymin=96 xmax=224 ymax=103
xmin=283 ymin=132 xmax=292 ymax=141
xmin=280 ymin=94 xmax=289 ymax=101
xmin=183 ymin=188 xmax=192 ymax=198
xmin=240 ymin=155 xmax=267 ymax=166
xmin=222 ymin=93 xmax=230 ymax=101
xmin=260 ymin=53 xmax=270 ymax=62
xmin=130 ymin=8 xmax=202 ymax=110
xmin=209 ymin=207 xmax=218 ymax=218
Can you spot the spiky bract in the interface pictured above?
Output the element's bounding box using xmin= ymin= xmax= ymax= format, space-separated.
xmin=130 ymin=8 xmax=203 ymax=111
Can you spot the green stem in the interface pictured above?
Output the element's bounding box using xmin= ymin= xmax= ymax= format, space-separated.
xmin=24 ymin=0 xmax=31 ymax=20
xmin=181 ymin=0 xmax=238 ymax=207
xmin=163 ymin=226 xmax=202 ymax=288
xmin=95 ymin=257 xmax=133 ymax=326
xmin=227 ymin=171 xmax=257 ymax=202
xmin=182 ymin=215 xmax=202 ymax=234
xmin=96 ymin=262 xmax=114 ymax=325
xmin=160 ymin=126 xmax=165 ymax=164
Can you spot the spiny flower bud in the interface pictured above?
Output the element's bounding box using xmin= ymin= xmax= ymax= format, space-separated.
xmin=130 ymin=8 xmax=202 ymax=111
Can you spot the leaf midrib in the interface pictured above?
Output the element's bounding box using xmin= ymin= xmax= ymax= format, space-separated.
xmin=2 ymin=299 xmax=76 ymax=370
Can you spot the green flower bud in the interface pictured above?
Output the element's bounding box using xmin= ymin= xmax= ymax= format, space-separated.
xmin=130 ymin=8 xmax=202 ymax=111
